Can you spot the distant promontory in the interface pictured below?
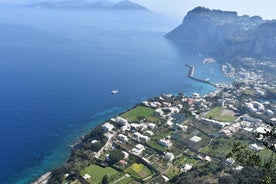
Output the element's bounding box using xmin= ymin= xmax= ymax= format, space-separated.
xmin=166 ymin=7 xmax=276 ymax=59
xmin=29 ymin=0 xmax=149 ymax=11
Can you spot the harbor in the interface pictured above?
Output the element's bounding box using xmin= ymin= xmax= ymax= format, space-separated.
xmin=185 ymin=64 xmax=217 ymax=87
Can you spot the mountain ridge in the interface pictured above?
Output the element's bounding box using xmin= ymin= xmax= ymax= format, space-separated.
xmin=29 ymin=0 xmax=149 ymax=11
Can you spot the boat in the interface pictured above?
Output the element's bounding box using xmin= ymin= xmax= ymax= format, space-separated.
xmin=111 ymin=90 xmax=119 ymax=94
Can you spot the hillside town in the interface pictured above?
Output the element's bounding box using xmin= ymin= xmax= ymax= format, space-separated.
xmin=44 ymin=58 xmax=276 ymax=184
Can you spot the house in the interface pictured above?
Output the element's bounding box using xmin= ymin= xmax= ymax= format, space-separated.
xmin=139 ymin=123 xmax=148 ymax=131
xmin=118 ymin=134 xmax=129 ymax=142
xmin=121 ymin=124 xmax=131 ymax=132
xmin=133 ymin=132 xmax=150 ymax=142
xmin=181 ymin=164 xmax=192 ymax=172
xmin=193 ymin=93 xmax=200 ymax=98
xmin=225 ymin=158 xmax=235 ymax=165
xmin=135 ymin=144 xmax=145 ymax=150
xmin=148 ymin=123 xmax=157 ymax=130
xmin=189 ymin=136 xmax=202 ymax=143
xmin=145 ymin=130 xmax=154 ymax=136
xmin=205 ymin=156 xmax=212 ymax=162
xmin=165 ymin=152 xmax=175 ymax=161
xmin=130 ymin=123 xmax=140 ymax=130
xmin=158 ymin=138 xmax=172 ymax=147
xmin=83 ymin=174 xmax=91 ymax=180
xmin=154 ymin=108 xmax=164 ymax=116
xmin=132 ymin=144 xmax=145 ymax=155
xmin=162 ymin=102 xmax=171 ymax=107
xmin=91 ymin=140 xmax=99 ymax=144
xmin=139 ymin=135 xmax=150 ymax=142
xmin=249 ymin=143 xmax=264 ymax=151
xmin=115 ymin=116 xmax=128 ymax=126
xmin=102 ymin=122 xmax=114 ymax=132
xmin=118 ymin=159 xmax=128 ymax=166
xmin=162 ymin=175 xmax=170 ymax=182
xmin=133 ymin=132 xmax=142 ymax=139
xmin=266 ymin=109 xmax=274 ymax=116
xmin=174 ymin=124 xmax=187 ymax=131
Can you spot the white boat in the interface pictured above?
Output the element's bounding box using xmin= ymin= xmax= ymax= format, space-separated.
xmin=111 ymin=90 xmax=119 ymax=94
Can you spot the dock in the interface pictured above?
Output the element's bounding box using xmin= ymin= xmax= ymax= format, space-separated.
xmin=185 ymin=64 xmax=217 ymax=87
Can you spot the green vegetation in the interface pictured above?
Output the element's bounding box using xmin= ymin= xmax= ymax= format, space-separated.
xmin=147 ymin=140 xmax=167 ymax=152
xmin=147 ymin=130 xmax=173 ymax=152
xmin=173 ymin=155 xmax=197 ymax=167
xmin=118 ymin=176 xmax=134 ymax=184
xmin=125 ymin=163 xmax=152 ymax=179
xmin=121 ymin=106 xmax=157 ymax=122
xmin=172 ymin=162 xmax=224 ymax=184
xmin=225 ymin=141 xmax=276 ymax=184
xmin=108 ymin=149 xmax=124 ymax=164
xmin=200 ymin=138 xmax=242 ymax=157
xmin=80 ymin=165 xmax=118 ymax=184
xmin=206 ymin=107 xmax=236 ymax=122
xmin=101 ymin=175 xmax=109 ymax=184
xmin=165 ymin=166 xmax=180 ymax=179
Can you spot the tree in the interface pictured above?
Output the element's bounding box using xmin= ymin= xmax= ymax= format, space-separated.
xmin=47 ymin=167 xmax=66 ymax=184
xmin=254 ymin=123 xmax=276 ymax=153
xmin=227 ymin=141 xmax=276 ymax=183
xmin=108 ymin=150 xmax=124 ymax=164
xmin=101 ymin=175 xmax=109 ymax=184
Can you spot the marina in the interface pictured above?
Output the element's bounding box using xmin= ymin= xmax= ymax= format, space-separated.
xmin=185 ymin=64 xmax=217 ymax=87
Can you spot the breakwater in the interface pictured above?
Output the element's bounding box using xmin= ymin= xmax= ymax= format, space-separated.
xmin=185 ymin=64 xmax=217 ymax=87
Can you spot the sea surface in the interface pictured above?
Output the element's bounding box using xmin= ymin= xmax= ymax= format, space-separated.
xmin=0 ymin=5 xmax=231 ymax=184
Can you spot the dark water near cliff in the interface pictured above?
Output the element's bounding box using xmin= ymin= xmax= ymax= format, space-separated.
xmin=0 ymin=5 xmax=230 ymax=184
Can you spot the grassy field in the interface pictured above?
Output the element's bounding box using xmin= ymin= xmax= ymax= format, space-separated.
xmin=147 ymin=140 xmax=167 ymax=152
xmin=125 ymin=163 xmax=152 ymax=179
xmin=118 ymin=176 xmax=134 ymax=184
xmin=165 ymin=166 xmax=180 ymax=180
xmin=121 ymin=106 xmax=157 ymax=122
xmin=80 ymin=164 xmax=119 ymax=184
xmin=206 ymin=107 xmax=236 ymax=122
xmin=200 ymin=138 xmax=247 ymax=157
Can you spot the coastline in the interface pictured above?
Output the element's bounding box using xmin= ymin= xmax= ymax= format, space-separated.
xmin=32 ymin=64 xmax=224 ymax=183
xmin=31 ymin=172 xmax=51 ymax=184
xmin=30 ymin=57 xmax=276 ymax=183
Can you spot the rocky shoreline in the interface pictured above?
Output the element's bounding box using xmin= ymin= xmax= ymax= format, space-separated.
xmin=31 ymin=172 xmax=51 ymax=184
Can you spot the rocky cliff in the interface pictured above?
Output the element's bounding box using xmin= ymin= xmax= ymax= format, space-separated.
xmin=166 ymin=7 xmax=276 ymax=59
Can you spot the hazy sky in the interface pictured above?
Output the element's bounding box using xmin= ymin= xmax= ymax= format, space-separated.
xmin=132 ymin=0 xmax=276 ymax=20
xmin=1 ymin=0 xmax=276 ymax=20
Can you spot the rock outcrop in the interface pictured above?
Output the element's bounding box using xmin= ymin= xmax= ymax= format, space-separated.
xmin=166 ymin=7 xmax=276 ymax=59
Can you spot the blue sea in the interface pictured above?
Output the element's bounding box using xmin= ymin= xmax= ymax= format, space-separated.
xmin=0 ymin=5 xmax=231 ymax=184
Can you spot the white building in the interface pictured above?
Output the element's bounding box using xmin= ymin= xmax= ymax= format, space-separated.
xmin=115 ymin=116 xmax=128 ymax=126
xmin=249 ymin=143 xmax=264 ymax=151
xmin=158 ymin=138 xmax=172 ymax=147
xmin=165 ymin=152 xmax=175 ymax=161
xmin=118 ymin=134 xmax=129 ymax=142
xmin=181 ymin=164 xmax=192 ymax=172
xmin=130 ymin=123 xmax=140 ymax=130
xmin=102 ymin=122 xmax=114 ymax=132
xmin=132 ymin=144 xmax=145 ymax=155
xmin=190 ymin=136 xmax=202 ymax=143
xmin=148 ymin=123 xmax=157 ymax=130
xmin=145 ymin=130 xmax=154 ymax=136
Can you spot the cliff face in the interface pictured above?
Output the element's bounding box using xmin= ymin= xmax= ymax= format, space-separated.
xmin=166 ymin=7 xmax=276 ymax=59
